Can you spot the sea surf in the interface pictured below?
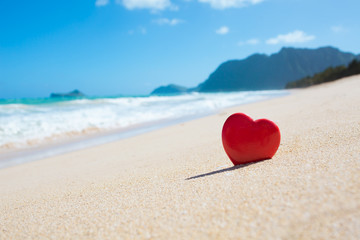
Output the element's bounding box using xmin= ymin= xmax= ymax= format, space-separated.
xmin=0 ymin=90 xmax=288 ymax=168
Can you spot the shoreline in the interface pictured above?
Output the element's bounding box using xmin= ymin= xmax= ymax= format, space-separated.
xmin=1 ymin=75 xmax=359 ymax=239
xmin=0 ymin=115 xmax=199 ymax=169
xmin=0 ymin=90 xmax=289 ymax=169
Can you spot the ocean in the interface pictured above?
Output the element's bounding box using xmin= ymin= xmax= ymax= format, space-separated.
xmin=0 ymin=90 xmax=287 ymax=167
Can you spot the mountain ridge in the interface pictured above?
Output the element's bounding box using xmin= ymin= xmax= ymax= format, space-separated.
xmin=151 ymin=46 xmax=358 ymax=95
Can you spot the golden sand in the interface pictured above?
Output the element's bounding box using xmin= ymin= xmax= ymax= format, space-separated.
xmin=0 ymin=75 xmax=359 ymax=239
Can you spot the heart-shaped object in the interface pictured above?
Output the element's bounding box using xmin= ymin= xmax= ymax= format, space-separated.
xmin=222 ymin=113 xmax=281 ymax=165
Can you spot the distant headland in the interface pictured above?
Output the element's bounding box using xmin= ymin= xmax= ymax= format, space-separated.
xmin=151 ymin=84 xmax=188 ymax=95
xmin=151 ymin=46 xmax=360 ymax=95
xmin=50 ymin=89 xmax=85 ymax=98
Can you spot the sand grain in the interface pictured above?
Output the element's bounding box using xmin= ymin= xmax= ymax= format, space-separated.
xmin=1 ymin=75 xmax=360 ymax=239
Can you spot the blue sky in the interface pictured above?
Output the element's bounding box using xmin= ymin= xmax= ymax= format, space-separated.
xmin=1 ymin=0 xmax=359 ymax=98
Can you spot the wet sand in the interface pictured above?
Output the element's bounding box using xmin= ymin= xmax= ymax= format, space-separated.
xmin=0 ymin=75 xmax=359 ymax=239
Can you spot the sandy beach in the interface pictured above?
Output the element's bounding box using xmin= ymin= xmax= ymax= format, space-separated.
xmin=1 ymin=75 xmax=359 ymax=239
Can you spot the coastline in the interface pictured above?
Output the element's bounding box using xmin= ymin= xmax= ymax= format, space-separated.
xmin=0 ymin=90 xmax=288 ymax=169
xmin=1 ymin=75 xmax=359 ymax=239
xmin=0 ymin=115 xmax=203 ymax=169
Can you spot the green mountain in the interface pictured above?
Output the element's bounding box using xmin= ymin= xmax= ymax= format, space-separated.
xmin=196 ymin=46 xmax=357 ymax=92
xmin=285 ymin=59 xmax=360 ymax=88
xmin=151 ymin=46 xmax=358 ymax=95
xmin=50 ymin=89 xmax=85 ymax=98
xmin=151 ymin=84 xmax=188 ymax=95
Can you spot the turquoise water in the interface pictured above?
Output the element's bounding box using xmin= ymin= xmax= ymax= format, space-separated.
xmin=0 ymin=90 xmax=288 ymax=152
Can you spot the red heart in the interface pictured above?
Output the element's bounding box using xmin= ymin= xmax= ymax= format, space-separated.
xmin=222 ymin=113 xmax=281 ymax=165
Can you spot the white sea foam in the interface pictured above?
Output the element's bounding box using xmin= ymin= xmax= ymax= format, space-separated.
xmin=0 ymin=90 xmax=287 ymax=150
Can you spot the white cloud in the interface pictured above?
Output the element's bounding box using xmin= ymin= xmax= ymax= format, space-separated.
xmin=139 ymin=26 xmax=147 ymax=34
xmin=247 ymin=38 xmax=259 ymax=45
xmin=266 ymin=30 xmax=315 ymax=45
xmin=216 ymin=26 xmax=229 ymax=35
xmin=169 ymin=5 xmax=179 ymax=11
xmin=199 ymin=0 xmax=264 ymax=9
xmin=331 ymin=25 xmax=346 ymax=33
xmin=117 ymin=0 xmax=173 ymax=11
xmin=153 ymin=18 xmax=184 ymax=26
xmin=128 ymin=26 xmax=147 ymax=35
xmin=95 ymin=0 xmax=109 ymax=6
xmin=238 ymin=38 xmax=260 ymax=46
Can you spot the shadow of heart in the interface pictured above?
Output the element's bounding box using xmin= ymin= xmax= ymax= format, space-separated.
xmin=185 ymin=160 xmax=266 ymax=180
